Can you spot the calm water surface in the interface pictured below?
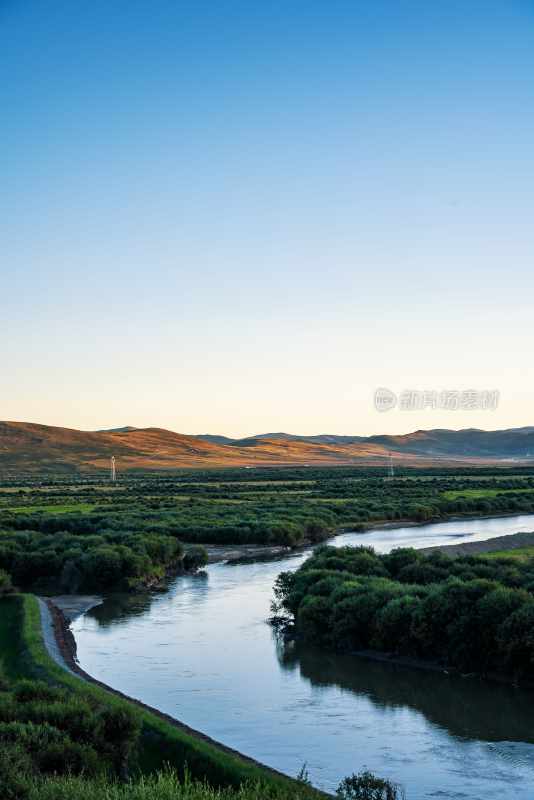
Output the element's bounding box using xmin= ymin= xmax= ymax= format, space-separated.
xmin=73 ymin=515 xmax=534 ymax=799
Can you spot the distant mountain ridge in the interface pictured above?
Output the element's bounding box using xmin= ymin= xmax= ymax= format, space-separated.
xmin=198 ymin=428 xmax=534 ymax=457
xmin=1 ymin=421 xmax=534 ymax=474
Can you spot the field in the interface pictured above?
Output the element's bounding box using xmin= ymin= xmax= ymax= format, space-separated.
xmin=443 ymin=488 xmax=534 ymax=500
xmin=485 ymin=546 xmax=534 ymax=562
xmin=7 ymin=503 xmax=97 ymax=515
xmin=1 ymin=467 xmax=534 ymax=595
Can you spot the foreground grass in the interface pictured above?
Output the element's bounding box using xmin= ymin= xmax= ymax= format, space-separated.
xmin=0 ymin=595 xmax=322 ymax=798
xmin=25 ymin=771 xmax=308 ymax=800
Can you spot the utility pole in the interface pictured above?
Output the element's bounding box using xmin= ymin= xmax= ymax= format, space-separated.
xmin=110 ymin=455 xmax=116 ymax=482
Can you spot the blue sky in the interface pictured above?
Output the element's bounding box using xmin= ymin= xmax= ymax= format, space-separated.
xmin=2 ymin=0 xmax=534 ymax=436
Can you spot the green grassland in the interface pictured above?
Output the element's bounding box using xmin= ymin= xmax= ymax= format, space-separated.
xmin=3 ymin=503 xmax=97 ymax=515
xmin=442 ymin=488 xmax=534 ymax=501
xmin=484 ymin=546 xmax=534 ymax=562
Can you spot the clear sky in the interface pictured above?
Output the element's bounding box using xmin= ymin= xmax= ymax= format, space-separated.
xmin=2 ymin=0 xmax=533 ymax=437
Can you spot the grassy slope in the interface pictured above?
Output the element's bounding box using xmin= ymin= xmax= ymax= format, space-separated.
xmin=3 ymin=419 xmax=527 ymax=471
xmin=484 ymin=546 xmax=534 ymax=562
xmin=0 ymin=594 xmax=321 ymax=797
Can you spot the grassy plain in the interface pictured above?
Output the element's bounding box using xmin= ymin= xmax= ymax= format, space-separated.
xmin=484 ymin=546 xmax=534 ymax=562
xmin=443 ymin=488 xmax=534 ymax=501
xmin=5 ymin=503 xmax=97 ymax=515
xmin=1 ymin=469 xmax=534 ymax=595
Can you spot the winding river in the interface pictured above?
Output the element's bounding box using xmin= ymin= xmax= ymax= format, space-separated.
xmin=72 ymin=514 xmax=534 ymax=799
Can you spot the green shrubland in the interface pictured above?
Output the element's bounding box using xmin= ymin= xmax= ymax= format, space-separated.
xmin=273 ymin=544 xmax=534 ymax=681
xmin=2 ymin=468 xmax=534 ymax=593
xmin=0 ymin=530 xmax=207 ymax=593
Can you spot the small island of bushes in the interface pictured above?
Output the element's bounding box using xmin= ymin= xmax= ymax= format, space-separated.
xmin=272 ymin=544 xmax=534 ymax=682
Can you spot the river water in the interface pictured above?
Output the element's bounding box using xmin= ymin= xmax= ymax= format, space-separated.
xmin=72 ymin=514 xmax=534 ymax=799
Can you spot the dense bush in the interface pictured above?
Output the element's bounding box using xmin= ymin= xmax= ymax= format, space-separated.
xmin=183 ymin=545 xmax=208 ymax=572
xmin=336 ymin=770 xmax=404 ymax=800
xmin=0 ymin=568 xmax=13 ymax=596
xmin=0 ymin=677 xmax=141 ymax=796
xmin=274 ymin=545 xmax=534 ymax=681
xmin=0 ymin=529 xmax=187 ymax=593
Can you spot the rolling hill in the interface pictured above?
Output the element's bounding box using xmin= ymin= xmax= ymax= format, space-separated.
xmin=1 ymin=421 xmax=534 ymax=475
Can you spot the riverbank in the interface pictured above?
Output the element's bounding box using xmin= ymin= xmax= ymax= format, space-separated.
xmin=352 ymin=508 xmax=534 ymax=534
xmin=203 ymin=543 xmax=293 ymax=564
xmin=419 ymin=529 xmax=534 ymax=556
xmin=201 ymin=511 xmax=534 ymax=567
xmin=32 ymin=594 xmax=328 ymax=797
xmin=46 ymin=594 xmax=103 ymax=622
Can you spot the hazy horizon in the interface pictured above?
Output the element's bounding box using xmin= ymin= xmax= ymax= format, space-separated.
xmin=3 ymin=1 xmax=533 ymax=437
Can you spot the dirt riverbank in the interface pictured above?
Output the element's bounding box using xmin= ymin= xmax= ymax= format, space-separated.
xmin=37 ymin=597 xmax=329 ymax=794
xmin=419 ymin=529 xmax=534 ymax=557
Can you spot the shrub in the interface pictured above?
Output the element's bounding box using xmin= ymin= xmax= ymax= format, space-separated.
xmin=276 ymin=543 xmax=534 ymax=679
xmin=497 ymin=602 xmax=534 ymax=678
xmin=14 ymin=680 xmax=65 ymax=704
xmin=37 ymin=740 xmax=101 ymax=777
xmin=183 ymin=546 xmax=208 ymax=572
xmin=16 ymin=698 xmax=101 ymax=745
xmin=0 ymin=741 xmax=33 ymax=800
xmin=372 ymin=595 xmax=421 ymax=654
xmin=0 ymin=568 xmax=13 ymax=596
xmin=97 ymin=706 xmax=141 ymax=777
xmin=297 ymin=596 xmax=333 ymax=645
xmin=0 ymin=721 xmax=65 ymax=753
xmin=337 ymin=770 xmax=405 ymax=800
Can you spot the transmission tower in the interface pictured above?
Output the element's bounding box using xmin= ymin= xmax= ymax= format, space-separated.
xmin=110 ymin=455 xmax=116 ymax=482
xmin=388 ymin=452 xmax=394 ymax=479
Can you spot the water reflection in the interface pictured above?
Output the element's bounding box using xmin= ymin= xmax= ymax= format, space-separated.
xmin=87 ymin=573 xmax=209 ymax=627
xmin=279 ymin=641 xmax=534 ymax=744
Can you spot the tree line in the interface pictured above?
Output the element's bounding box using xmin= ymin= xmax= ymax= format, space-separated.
xmin=0 ymin=529 xmax=207 ymax=594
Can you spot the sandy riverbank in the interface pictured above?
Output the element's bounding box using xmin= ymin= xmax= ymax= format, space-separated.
xmin=196 ymin=511 xmax=534 ymax=566
xmin=419 ymin=529 xmax=534 ymax=557
xmin=202 ymin=543 xmax=293 ymax=564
